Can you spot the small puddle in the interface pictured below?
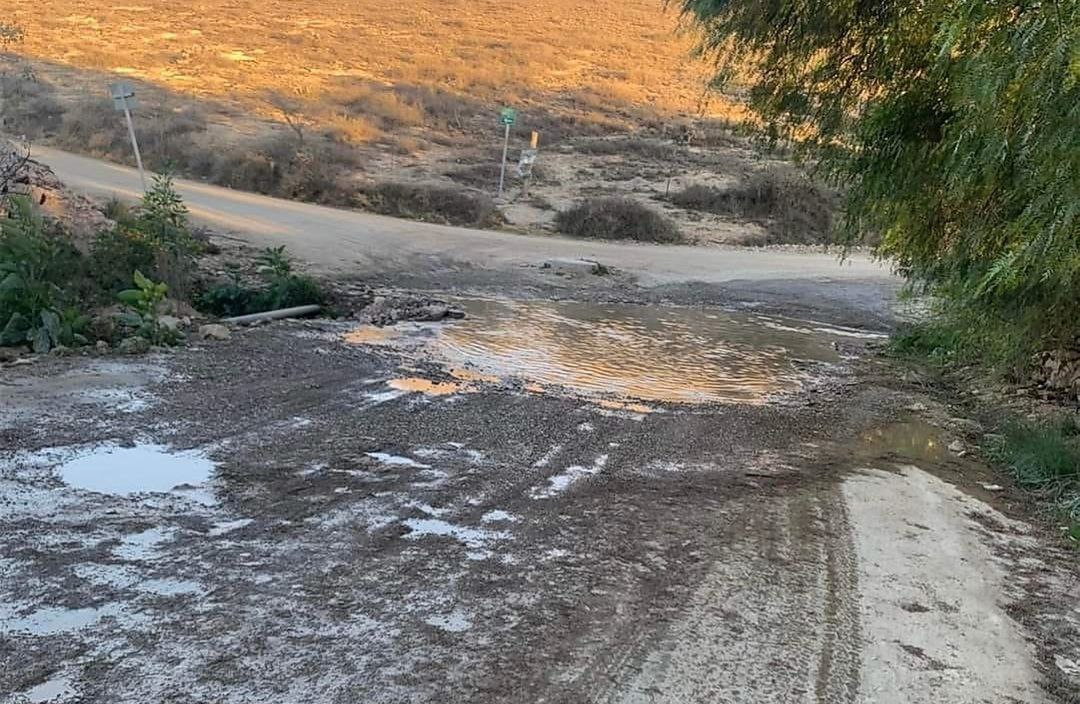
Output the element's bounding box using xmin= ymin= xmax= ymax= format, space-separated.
xmin=1 ymin=603 xmax=128 ymax=636
xmin=424 ymin=609 xmax=472 ymax=633
xmin=347 ymin=299 xmax=858 ymax=405
xmin=855 ymin=420 xmax=950 ymax=466
xmin=22 ymin=674 xmax=75 ymax=703
xmin=58 ymin=443 xmax=215 ymax=496
xmin=387 ymin=377 xmax=461 ymax=396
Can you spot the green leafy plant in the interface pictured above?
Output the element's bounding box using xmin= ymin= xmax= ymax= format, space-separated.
xmin=197 ymin=269 xmax=256 ymax=318
xmin=135 ymin=171 xmax=198 ymax=299
xmin=117 ymin=270 xmax=180 ymax=345
xmin=0 ymin=196 xmax=87 ymax=352
xmin=89 ymin=227 xmax=158 ymax=295
xmin=198 ymin=247 xmax=324 ymax=317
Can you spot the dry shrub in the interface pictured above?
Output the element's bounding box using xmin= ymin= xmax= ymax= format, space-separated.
xmin=337 ymin=84 xmax=424 ymax=128
xmin=357 ymin=182 xmax=505 ymax=228
xmin=555 ymin=197 xmax=682 ymax=243
xmin=193 ymin=132 xmax=360 ymax=205
xmin=574 ymin=137 xmax=675 ymax=160
xmin=392 ymin=85 xmax=481 ymax=131
xmin=56 ymin=98 xmax=129 ymax=159
xmin=56 ymin=98 xmax=207 ymax=169
xmin=669 ymin=167 xmax=837 ymax=244
xmin=324 ymin=113 xmax=382 ymax=144
xmin=0 ymin=68 xmax=64 ymax=137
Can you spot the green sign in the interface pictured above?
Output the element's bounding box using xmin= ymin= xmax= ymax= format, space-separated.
xmin=500 ymin=107 xmax=517 ymax=126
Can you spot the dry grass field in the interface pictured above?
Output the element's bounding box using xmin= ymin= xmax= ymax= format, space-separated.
xmin=2 ymin=0 xmax=835 ymax=245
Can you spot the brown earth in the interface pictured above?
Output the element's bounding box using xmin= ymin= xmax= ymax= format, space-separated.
xmin=2 ymin=1 xmax=837 ymax=245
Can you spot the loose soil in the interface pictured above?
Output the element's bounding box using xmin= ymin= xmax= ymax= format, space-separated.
xmin=2 ymin=281 xmax=1079 ymax=703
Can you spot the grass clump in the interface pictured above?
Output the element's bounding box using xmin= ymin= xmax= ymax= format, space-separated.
xmin=555 ymin=197 xmax=681 ymax=243
xmin=986 ymin=418 xmax=1080 ymax=538
xmin=669 ymin=168 xmax=836 ymax=244
xmin=357 ymin=182 xmax=504 ymax=228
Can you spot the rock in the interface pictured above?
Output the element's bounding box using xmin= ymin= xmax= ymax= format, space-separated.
xmin=157 ymin=298 xmax=199 ymax=318
xmin=980 ymin=483 xmax=1004 ymax=492
xmin=0 ymin=346 xmax=27 ymax=361
xmin=947 ymin=439 xmax=968 ymax=456
xmin=905 ymin=402 xmax=928 ymax=412
xmin=0 ymin=346 xmax=30 ymax=363
xmin=947 ymin=417 xmax=985 ymax=437
xmin=5 ymin=155 xmax=113 ymax=250
xmin=199 ymin=324 xmax=232 ymax=341
xmin=543 ymin=258 xmax=605 ymax=276
xmin=49 ymin=345 xmax=71 ymax=357
xmin=118 ymin=336 xmax=151 ymax=355
xmin=95 ymin=340 xmax=110 ymax=353
xmin=159 ymin=315 xmax=183 ymax=332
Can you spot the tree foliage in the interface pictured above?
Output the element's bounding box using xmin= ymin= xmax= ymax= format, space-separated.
xmin=681 ymin=0 xmax=1080 ymax=345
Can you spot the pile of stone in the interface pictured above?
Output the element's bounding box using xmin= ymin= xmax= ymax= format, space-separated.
xmin=1033 ymin=346 xmax=1080 ymax=403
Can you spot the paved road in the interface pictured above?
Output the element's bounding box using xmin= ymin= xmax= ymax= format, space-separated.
xmin=34 ymin=147 xmax=892 ymax=286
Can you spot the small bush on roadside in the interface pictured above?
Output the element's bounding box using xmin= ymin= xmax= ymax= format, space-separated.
xmin=137 ymin=172 xmax=198 ymax=299
xmin=89 ymin=227 xmax=159 ymax=295
xmin=116 ymin=270 xmax=181 ymax=346
xmin=357 ymin=182 xmax=505 ymax=228
xmin=254 ymin=246 xmax=325 ymax=311
xmin=554 ymin=197 xmax=682 ymax=243
xmin=0 ymin=196 xmax=88 ymax=352
xmin=197 ymin=247 xmax=325 ymax=317
xmin=197 ymin=272 xmax=255 ymax=318
xmin=56 ymin=99 xmax=130 ymax=160
xmin=669 ymin=168 xmax=836 ymax=244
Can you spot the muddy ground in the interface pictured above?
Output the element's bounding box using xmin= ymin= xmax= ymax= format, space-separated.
xmin=2 ymin=282 xmax=1079 ymax=703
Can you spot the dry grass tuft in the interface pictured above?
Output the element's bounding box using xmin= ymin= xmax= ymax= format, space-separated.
xmin=669 ymin=167 xmax=837 ymax=244
xmin=555 ymin=197 xmax=682 ymax=243
xmin=356 ymin=182 xmax=505 ymax=228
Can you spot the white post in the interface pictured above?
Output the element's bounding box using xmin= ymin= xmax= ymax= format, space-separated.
xmin=497 ymin=122 xmax=510 ymax=198
xmin=121 ymin=96 xmax=147 ymax=192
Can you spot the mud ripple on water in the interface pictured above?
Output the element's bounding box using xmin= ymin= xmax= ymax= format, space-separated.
xmin=346 ymin=298 xmax=856 ymax=404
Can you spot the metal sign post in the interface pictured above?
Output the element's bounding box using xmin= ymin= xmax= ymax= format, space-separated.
xmin=517 ymin=130 xmax=540 ymax=197
xmin=110 ymin=82 xmax=147 ymax=192
xmin=497 ymin=107 xmax=516 ymax=198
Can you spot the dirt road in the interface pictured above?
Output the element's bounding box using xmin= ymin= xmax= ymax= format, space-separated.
xmin=3 ymin=294 xmax=1076 ymax=703
xmin=32 ymin=147 xmax=889 ymax=286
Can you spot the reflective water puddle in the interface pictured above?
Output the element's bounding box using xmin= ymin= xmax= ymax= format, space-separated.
xmin=346 ymin=298 xmax=866 ymax=404
xmin=58 ymin=443 xmax=215 ymax=496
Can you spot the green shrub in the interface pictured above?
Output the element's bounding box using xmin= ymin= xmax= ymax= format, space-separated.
xmin=89 ymin=228 xmax=158 ymax=295
xmin=136 ymin=172 xmax=197 ymax=300
xmin=0 ymin=197 xmax=87 ymax=352
xmin=555 ymin=197 xmax=682 ymax=243
xmin=116 ymin=270 xmax=180 ymax=346
xmin=198 ymin=277 xmax=256 ymax=318
xmin=680 ymin=0 xmax=1080 ymax=350
xmin=197 ymin=247 xmax=324 ymax=317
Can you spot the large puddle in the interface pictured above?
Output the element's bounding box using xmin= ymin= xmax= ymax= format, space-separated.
xmin=58 ymin=443 xmax=215 ymax=496
xmin=348 ymin=299 xmax=880 ymax=404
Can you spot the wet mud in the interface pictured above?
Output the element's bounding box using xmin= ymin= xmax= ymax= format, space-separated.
xmin=1 ymin=298 xmax=1076 ymax=703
